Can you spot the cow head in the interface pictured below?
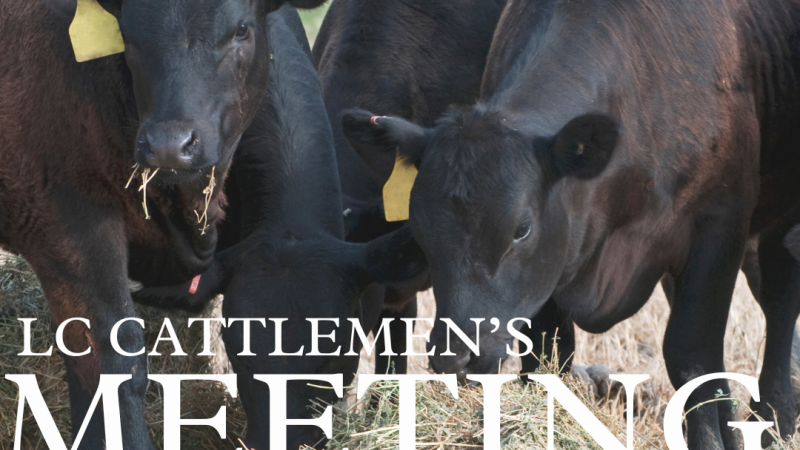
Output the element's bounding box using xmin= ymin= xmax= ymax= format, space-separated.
xmin=92 ymin=0 xmax=325 ymax=181
xmin=342 ymin=107 xmax=618 ymax=376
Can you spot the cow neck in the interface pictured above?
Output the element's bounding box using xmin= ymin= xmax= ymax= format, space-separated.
xmin=484 ymin=1 xmax=623 ymax=138
xmin=227 ymin=9 xmax=345 ymax=243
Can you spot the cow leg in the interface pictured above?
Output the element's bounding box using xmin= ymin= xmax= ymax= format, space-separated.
xmin=24 ymin=209 xmax=153 ymax=450
xmin=60 ymin=352 xmax=104 ymax=447
xmin=234 ymin=379 xmax=333 ymax=450
xmin=662 ymin=207 xmax=747 ymax=450
xmin=663 ymin=235 xmax=759 ymax=307
xmin=672 ymin=235 xmax=761 ymax=308
xmin=375 ymin=300 xmax=417 ymax=375
xmin=227 ymin=358 xmax=273 ymax=449
xmin=228 ymin=355 xmax=338 ymax=450
xmin=521 ymin=298 xmax=575 ymax=374
xmin=750 ymin=224 xmax=800 ymax=444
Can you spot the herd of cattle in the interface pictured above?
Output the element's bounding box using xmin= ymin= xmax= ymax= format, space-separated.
xmin=2 ymin=0 xmax=800 ymax=448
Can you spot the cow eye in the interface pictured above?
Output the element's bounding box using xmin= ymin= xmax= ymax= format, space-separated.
xmin=513 ymin=222 xmax=532 ymax=243
xmin=235 ymin=23 xmax=250 ymax=40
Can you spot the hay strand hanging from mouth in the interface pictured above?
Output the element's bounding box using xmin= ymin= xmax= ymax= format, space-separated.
xmin=138 ymin=167 xmax=159 ymax=220
xmin=193 ymin=166 xmax=216 ymax=235
xmin=125 ymin=163 xmax=140 ymax=189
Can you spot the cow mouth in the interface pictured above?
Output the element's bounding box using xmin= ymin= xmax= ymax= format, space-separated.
xmin=430 ymin=343 xmax=514 ymax=381
xmin=126 ymin=164 xmax=214 ymax=185
xmin=126 ymin=163 xmax=218 ymax=226
xmin=145 ymin=165 xmax=214 ymax=185
xmin=133 ymin=136 xmax=235 ymax=186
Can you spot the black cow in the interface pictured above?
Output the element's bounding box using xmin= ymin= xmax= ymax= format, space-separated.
xmin=312 ymin=0 xmax=507 ymax=375
xmin=343 ymin=0 xmax=800 ymax=448
xmin=0 ymin=0 xmax=324 ymax=448
xmin=132 ymin=8 xmax=425 ymax=449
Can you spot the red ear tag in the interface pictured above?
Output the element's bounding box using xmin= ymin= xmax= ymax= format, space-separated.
xmin=188 ymin=275 xmax=201 ymax=294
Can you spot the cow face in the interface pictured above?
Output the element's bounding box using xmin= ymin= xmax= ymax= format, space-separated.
xmin=342 ymin=107 xmax=618 ymax=376
xmin=98 ymin=0 xmax=323 ymax=180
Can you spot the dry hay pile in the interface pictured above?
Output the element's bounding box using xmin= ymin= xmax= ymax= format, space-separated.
xmin=316 ymin=356 xmax=794 ymax=450
xmin=313 ymin=375 xmax=800 ymax=450
xmin=0 ymin=256 xmax=246 ymax=450
xmin=316 ymin=362 xmax=651 ymax=450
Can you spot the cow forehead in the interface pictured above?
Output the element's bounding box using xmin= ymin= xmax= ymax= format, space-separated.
xmin=418 ymin=108 xmax=538 ymax=202
xmin=417 ymin=143 xmax=536 ymax=207
xmin=121 ymin=0 xmax=255 ymax=38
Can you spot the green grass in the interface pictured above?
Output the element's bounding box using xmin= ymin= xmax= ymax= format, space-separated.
xmin=298 ymin=2 xmax=331 ymax=46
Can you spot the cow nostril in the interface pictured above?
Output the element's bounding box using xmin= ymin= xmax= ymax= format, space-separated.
xmin=136 ymin=123 xmax=204 ymax=169
xmin=137 ymin=140 xmax=154 ymax=160
xmin=182 ymin=132 xmax=199 ymax=154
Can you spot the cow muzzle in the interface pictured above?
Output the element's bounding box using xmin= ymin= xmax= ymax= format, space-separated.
xmin=135 ymin=120 xmax=219 ymax=171
xmin=428 ymin=320 xmax=514 ymax=381
xmin=428 ymin=352 xmax=472 ymax=380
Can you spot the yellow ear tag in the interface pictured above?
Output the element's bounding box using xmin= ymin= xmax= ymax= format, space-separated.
xmin=69 ymin=0 xmax=125 ymax=63
xmin=382 ymin=152 xmax=418 ymax=222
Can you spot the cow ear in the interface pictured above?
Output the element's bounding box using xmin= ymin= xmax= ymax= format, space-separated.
xmin=539 ymin=114 xmax=618 ymax=180
xmin=341 ymin=108 xmax=429 ymax=188
xmin=357 ymin=226 xmax=427 ymax=285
